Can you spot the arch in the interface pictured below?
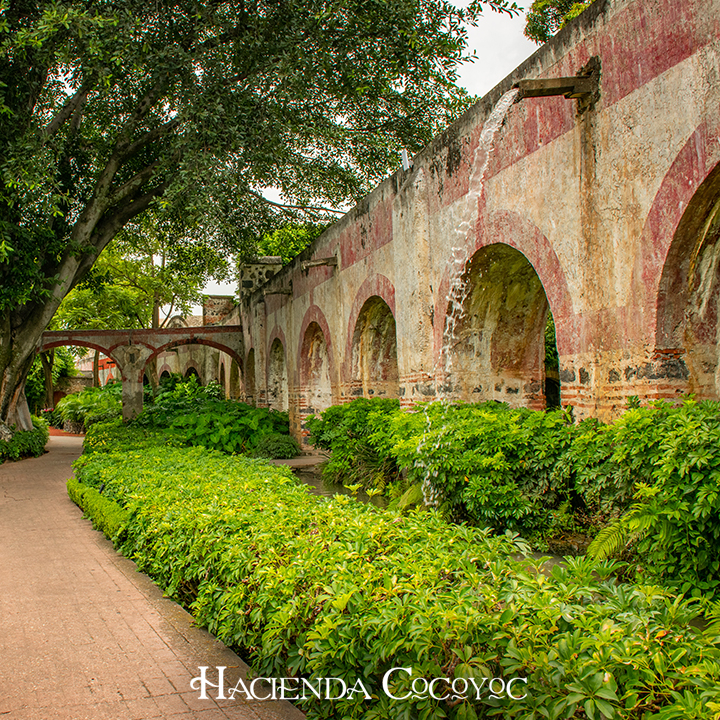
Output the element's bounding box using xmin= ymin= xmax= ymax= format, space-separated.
xmin=631 ymin=109 xmax=720 ymax=348
xmin=184 ymin=364 xmax=201 ymax=382
xmin=229 ymin=358 xmax=243 ymax=399
xmin=38 ymin=339 xmax=117 ymax=362
xmin=296 ymin=305 xmax=336 ymax=388
xmin=245 ymin=349 xmax=256 ymax=405
xmin=143 ymin=338 xmax=243 ymax=374
xmin=434 ymin=210 xmax=574 ymax=358
xmin=299 ymin=321 xmax=333 ymax=417
xmin=654 ymin=159 xmax=720 ymax=399
xmin=441 ymin=242 xmax=557 ymax=410
xmin=349 ymin=296 xmax=399 ymax=398
xmin=267 ymin=339 xmax=289 ymax=411
xmin=159 ymin=369 xmax=172 ymax=381
xmin=157 ymin=363 xmax=173 ymax=379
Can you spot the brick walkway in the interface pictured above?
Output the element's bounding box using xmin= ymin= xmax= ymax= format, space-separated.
xmin=0 ymin=435 xmax=304 ymax=720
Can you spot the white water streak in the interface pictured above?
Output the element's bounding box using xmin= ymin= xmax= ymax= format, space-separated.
xmin=418 ymin=88 xmax=519 ymax=507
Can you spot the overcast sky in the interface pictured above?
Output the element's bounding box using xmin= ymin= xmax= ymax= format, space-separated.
xmin=197 ymin=4 xmax=538 ymax=307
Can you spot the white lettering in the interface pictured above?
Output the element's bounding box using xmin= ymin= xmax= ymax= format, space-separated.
xmin=279 ymin=677 xmax=298 ymax=700
xmin=249 ymin=677 xmax=273 ymax=701
xmin=300 ymin=677 xmax=323 ymax=700
xmin=451 ymin=677 xmax=468 ymax=700
xmin=382 ymin=667 xmax=413 ymax=700
xmin=190 ymin=666 xmax=226 ymax=700
xmin=468 ymin=676 xmax=488 ymax=698
xmin=227 ymin=677 xmax=252 ymax=701
xmin=429 ymin=677 xmax=450 ymax=701
xmin=346 ymin=679 xmax=372 ymax=700
xmin=488 ymin=677 xmax=505 ymax=699
xmin=507 ymin=677 xmax=528 ymax=700
xmin=325 ymin=678 xmax=347 ymax=700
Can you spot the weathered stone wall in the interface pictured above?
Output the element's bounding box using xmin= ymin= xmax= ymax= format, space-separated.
xmin=233 ymin=0 xmax=720 ymax=440
xmin=45 ymin=0 xmax=719 ymax=438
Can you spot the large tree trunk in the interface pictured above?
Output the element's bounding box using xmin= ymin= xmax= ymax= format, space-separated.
xmin=40 ymin=350 xmax=55 ymax=409
xmin=0 ymin=315 xmax=46 ymax=431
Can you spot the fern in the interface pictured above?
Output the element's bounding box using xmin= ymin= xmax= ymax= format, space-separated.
xmin=587 ymin=500 xmax=660 ymax=559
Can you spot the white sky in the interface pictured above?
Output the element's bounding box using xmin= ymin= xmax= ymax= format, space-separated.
xmin=196 ymin=4 xmax=537 ymax=309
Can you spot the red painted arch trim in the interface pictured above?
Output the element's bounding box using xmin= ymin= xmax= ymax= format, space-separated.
xmin=39 ymin=339 xmax=114 ymax=358
xmin=433 ymin=209 xmax=575 ymax=357
xmin=343 ymin=274 xmax=397 ymax=378
xmin=628 ymin=109 xmax=720 ymax=347
xmin=296 ymin=304 xmax=336 ymax=386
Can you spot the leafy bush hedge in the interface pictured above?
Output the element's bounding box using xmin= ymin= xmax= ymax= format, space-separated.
xmin=0 ymin=416 xmax=49 ymax=462
xmin=56 ymin=382 xmax=122 ymax=428
xmin=133 ymin=375 xmax=297 ymax=457
xmin=308 ymin=398 xmax=720 ymax=597
xmin=67 ymin=476 xmax=129 ymax=540
xmin=589 ymin=399 xmax=720 ymax=598
xmin=72 ymin=421 xmax=720 ymax=720
xmin=306 ymin=398 xmax=402 ymax=491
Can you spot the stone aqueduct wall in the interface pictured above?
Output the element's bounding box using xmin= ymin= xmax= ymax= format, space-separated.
xmin=162 ymin=0 xmax=720 ymax=444
xmin=196 ymin=0 xmax=720 ymax=442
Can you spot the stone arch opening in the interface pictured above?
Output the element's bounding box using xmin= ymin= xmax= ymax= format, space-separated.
xmin=268 ymin=339 xmax=289 ymax=411
xmin=229 ymin=359 xmax=243 ymax=399
xmin=184 ymin=365 xmax=201 ymax=382
xmin=350 ymin=296 xmax=399 ymax=398
xmin=245 ymin=349 xmax=256 ymax=405
xmin=656 ymin=161 xmax=720 ymax=399
xmin=444 ymin=243 xmax=558 ymax=409
xmin=300 ymin=322 xmax=333 ymax=416
xmin=160 ymin=370 xmax=171 ymax=381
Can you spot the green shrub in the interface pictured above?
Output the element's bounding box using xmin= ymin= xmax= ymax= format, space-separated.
xmin=67 ymin=476 xmax=129 ymax=541
xmin=0 ymin=416 xmax=49 ymax=462
xmin=133 ymin=377 xmax=294 ymax=456
xmin=306 ymin=398 xmax=402 ymax=492
xmin=253 ymin=431 xmax=301 ymax=459
xmin=589 ymin=399 xmax=720 ymax=596
xmin=390 ymin=402 xmax=575 ymax=534
xmin=72 ymin=430 xmax=720 ymax=720
xmin=56 ymin=382 xmax=122 ymax=427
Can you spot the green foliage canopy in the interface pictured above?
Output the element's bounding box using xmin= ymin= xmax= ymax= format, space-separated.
xmin=524 ymin=0 xmax=594 ymax=44
xmin=0 ymin=0 xmax=518 ymax=426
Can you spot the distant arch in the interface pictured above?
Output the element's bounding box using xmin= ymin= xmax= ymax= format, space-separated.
xmin=229 ymin=359 xmax=243 ymax=399
xmin=144 ymin=338 xmax=243 ymax=374
xmin=267 ymin=338 xmax=289 ymax=411
xmin=299 ymin=321 xmax=333 ymax=416
xmin=184 ymin=365 xmax=201 ymax=382
xmin=245 ymin=349 xmax=256 ymax=405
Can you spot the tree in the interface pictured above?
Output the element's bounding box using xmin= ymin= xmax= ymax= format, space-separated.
xmin=257 ymin=222 xmax=328 ymax=265
xmin=524 ymin=0 xmax=593 ymax=44
xmin=0 ymin=0 xmax=518 ymax=429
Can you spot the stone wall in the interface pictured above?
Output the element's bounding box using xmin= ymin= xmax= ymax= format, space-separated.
xmin=191 ymin=0 xmax=720 ymax=443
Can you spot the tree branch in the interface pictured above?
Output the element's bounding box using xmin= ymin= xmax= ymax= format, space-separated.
xmin=107 ymin=161 xmax=162 ymax=208
xmin=247 ymin=190 xmax=344 ymax=215
xmin=42 ymin=74 xmax=96 ymax=140
xmin=122 ymin=119 xmax=180 ymax=159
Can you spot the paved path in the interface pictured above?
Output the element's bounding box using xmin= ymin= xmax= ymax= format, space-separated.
xmin=0 ymin=436 xmax=304 ymax=720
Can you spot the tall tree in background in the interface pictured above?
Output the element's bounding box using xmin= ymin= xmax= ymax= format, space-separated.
xmin=0 ymin=0 xmax=519 ymax=429
xmin=524 ymin=0 xmax=593 ymax=44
